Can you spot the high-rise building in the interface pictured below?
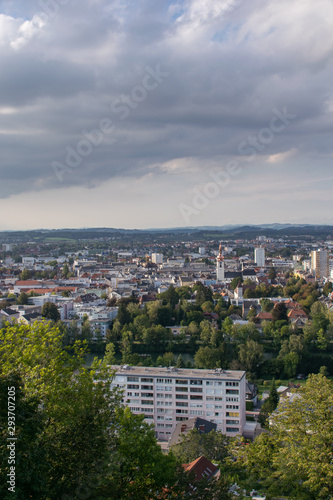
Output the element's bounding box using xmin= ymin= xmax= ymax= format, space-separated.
xmin=216 ymin=243 xmax=225 ymax=281
xmin=311 ymin=250 xmax=329 ymax=278
xmin=152 ymin=253 xmax=163 ymax=264
xmin=254 ymin=247 xmax=265 ymax=267
xmin=110 ymin=365 xmax=246 ymax=440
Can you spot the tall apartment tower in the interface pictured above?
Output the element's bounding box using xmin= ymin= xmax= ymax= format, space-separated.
xmin=152 ymin=253 xmax=163 ymax=264
xmin=254 ymin=247 xmax=265 ymax=267
xmin=110 ymin=366 xmax=246 ymax=440
xmin=311 ymin=250 xmax=329 ymax=278
xmin=216 ymin=243 xmax=225 ymax=281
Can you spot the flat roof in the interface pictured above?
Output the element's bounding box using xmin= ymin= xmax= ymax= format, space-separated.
xmin=110 ymin=365 xmax=245 ymax=381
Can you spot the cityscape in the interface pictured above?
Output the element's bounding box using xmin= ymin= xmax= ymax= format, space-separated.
xmin=1 ymin=0 xmax=333 ymax=498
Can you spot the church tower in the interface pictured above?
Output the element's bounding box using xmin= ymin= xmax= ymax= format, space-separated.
xmin=216 ymin=243 xmax=225 ymax=282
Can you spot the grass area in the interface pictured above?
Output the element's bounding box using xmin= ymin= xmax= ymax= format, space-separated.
xmin=44 ymin=237 xmax=76 ymax=242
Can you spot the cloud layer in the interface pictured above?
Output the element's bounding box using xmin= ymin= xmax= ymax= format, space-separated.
xmin=0 ymin=0 xmax=333 ymax=228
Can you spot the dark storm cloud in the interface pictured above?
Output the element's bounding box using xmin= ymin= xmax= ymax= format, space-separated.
xmin=0 ymin=0 xmax=333 ymax=201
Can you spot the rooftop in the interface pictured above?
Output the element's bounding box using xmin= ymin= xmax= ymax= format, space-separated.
xmin=110 ymin=365 xmax=245 ymax=381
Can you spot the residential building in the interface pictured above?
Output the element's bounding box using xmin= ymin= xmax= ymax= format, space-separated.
xmin=110 ymin=365 xmax=246 ymax=441
xmin=151 ymin=253 xmax=163 ymax=264
xmin=311 ymin=249 xmax=330 ymax=278
xmin=254 ymin=247 xmax=265 ymax=268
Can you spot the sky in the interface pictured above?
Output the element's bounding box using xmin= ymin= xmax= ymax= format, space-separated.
xmin=0 ymin=0 xmax=333 ymax=230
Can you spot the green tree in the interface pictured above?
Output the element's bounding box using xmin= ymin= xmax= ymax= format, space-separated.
xmin=272 ymin=302 xmax=288 ymax=322
xmin=62 ymin=263 xmax=70 ymax=278
xmin=0 ymin=321 xmax=122 ymax=499
xmin=104 ymin=342 xmax=117 ymax=364
xmin=171 ymin=428 xmax=229 ymax=464
xmin=258 ymin=380 xmax=279 ymax=427
xmin=19 ymin=269 xmax=31 ymax=281
xmin=271 ymin=374 xmax=333 ymax=498
xmin=108 ymin=407 xmax=179 ymax=499
xmin=17 ymin=292 xmax=28 ymax=305
xmin=238 ymin=340 xmax=264 ymax=376
xmin=41 ymin=302 xmax=60 ymax=322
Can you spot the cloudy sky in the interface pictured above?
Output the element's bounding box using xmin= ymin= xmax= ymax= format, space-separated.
xmin=0 ymin=0 xmax=333 ymax=230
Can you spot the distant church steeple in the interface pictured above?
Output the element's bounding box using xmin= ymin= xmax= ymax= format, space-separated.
xmin=216 ymin=243 xmax=225 ymax=282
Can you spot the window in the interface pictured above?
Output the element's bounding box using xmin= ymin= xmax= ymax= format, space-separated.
xmin=130 ymin=407 xmax=140 ymax=412
xmin=176 ymin=394 xmax=188 ymax=400
xmin=143 ymin=407 xmax=154 ymax=413
xmin=226 ymin=404 xmax=239 ymax=409
xmin=176 ymin=402 xmax=188 ymax=407
xmin=226 ymin=397 xmax=239 ymax=402
xmin=141 ymin=385 xmax=153 ymax=390
xmin=157 ymin=393 xmax=164 ymax=398
xmin=128 ymin=384 xmax=139 ymax=389
xmin=190 ymin=379 xmax=202 ymax=385
xmin=176 ymin=379 xmax=188 ymax=385
xmin=165 ymin=401 xmax=173 ymax=406
xmin=190 ymin=387 xmax=202 ymax=393
xmin=226 ymin=381 xmax=239 ymax=387
xmin=206 ymin=397 xmax=214 ymax=401
xmin=176 ymin=387 xmax=188 ymax=392
xmin=141 ymin=400 xmax=154 ymax=405
xmin=141 ymin=393 xmax=153 ymax=398
xmin=157 ymin=415 xmax=164 ymax=420
xmin=206 ymin=381 xmax=213 ymax=385
xmin=165 ymin=394 xmax=172 ymax=399
xmin=156 ymin=386 xmax=164 ymax=391
xmin=226 ymin=419 xmax=239 ymax=425
xmin=206 ymin=404 xmax=214 ymax=409
xmin=176 ymin=409 xmax=188 ymax=414
xmin=157 ymin=401 xmax=164 ymax=406
xmin=157 ymin=378 xmax=164 ymax=383
xmin=157 ymin=423 xmax=165 ymax=428
xmin=226 ymin=389 xmax=239 ymax=395
xmin=165 ymin=379 xmax=172 ymax=384
xmin=127 ymin=377 xmax=139 ymax=382
xmin=190 ymin=410 xmax=203 ymax=416
xmin=190 ymin=395 xmax=203 ymax=400
xmin=227 ymin=412 xmax=239 ymax=417
xmin=157 ymin=409 xmax=164 ymax=413
xmin=165 ymin=424 xmax=173 ymax=428
xmin=145 ymin=415 xmax=154 ymax=419
xmin=165 ymin=409 xmax=173 ymax=415
xmin=226 ymin=427 xmax=239 ymax=433
xmin=215 ymin=397 xmax=223 ymax=401
xmin=141 ymin=378 xmax=153 ymax=383
xmin=214 ymin=381 xmax=223 ymax=386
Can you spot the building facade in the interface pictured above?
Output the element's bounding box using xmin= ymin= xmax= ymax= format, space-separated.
xmin=254 ymin=247 xmax=265 ymax=267
xmin=216 ymin=244 xmax=225 ymax=281
xmin=110 ymin=365 xmax=246 ymax=441
xmin=311 ymin=250 xmax=330 ymax=278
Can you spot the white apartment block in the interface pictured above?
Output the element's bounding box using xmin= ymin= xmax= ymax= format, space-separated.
xmin=254 ymin=248 xmax=265 ymax=268
xmin=110 ymin=366 xmax=246 ymax=441
xmin=311 ymin=250 xmax=330 ymax=278
xmin=152 ymin=253 xmax=163 ymax=264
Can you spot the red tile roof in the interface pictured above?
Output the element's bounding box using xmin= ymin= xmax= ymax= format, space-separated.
xmin=182 ymin=456 xmax=219 ymax=482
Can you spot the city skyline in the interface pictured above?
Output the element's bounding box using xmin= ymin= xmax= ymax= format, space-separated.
xmin=1 ymin=0 xmax=333 ymax=230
